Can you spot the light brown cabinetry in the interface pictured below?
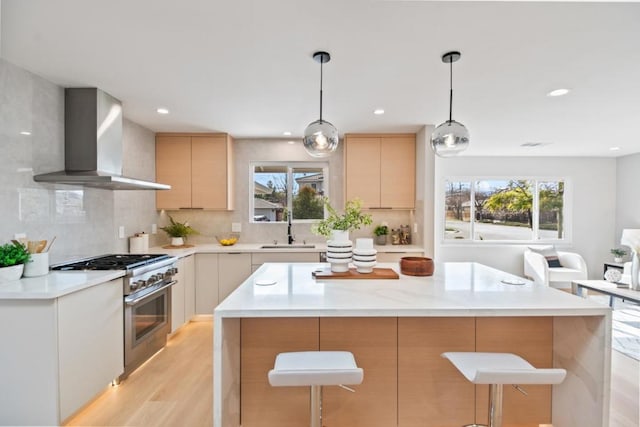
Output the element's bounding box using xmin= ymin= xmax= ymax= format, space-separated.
xmin=345 ymin=134 xmax=416 ymax=209
xmin=155 ymin=133 xmax=234 ymax=210
xmin=238 ymin=316 xmax=554 ymax=427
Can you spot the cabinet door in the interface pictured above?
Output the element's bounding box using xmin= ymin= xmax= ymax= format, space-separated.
xmin=475 ymin=317 xmax=553 ymax=426
xmin=191 ymin=135 xmax=229 ymax=209
xmin=241 ymin=318 xmax=319 ymax=427
xmin=398 ymin=317 xmax=475 ymax=427
xmin=171 ymin=259 xmax=186 ymax=332
xmin=183 ymin=255 xmax=196 ymax=321
xmin=156 ymin=135 xmax=192 ymax=209
xmin=58 ymin=279 xmax=123 ymax=420
xmin=320 ymin=317 xmax=397 ymax=427
xmin=218 ymin=253 xmax=252 ymax=302
xmin=381 ymin=135 xmax=415 ymax=209
xmin=195 ymin=254 xmax=219 ymax=315
xmin=345 ymin=136 xmax=381 ymax=208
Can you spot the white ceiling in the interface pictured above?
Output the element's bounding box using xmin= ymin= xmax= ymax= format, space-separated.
xmin=2 ymin=0 xmax=639 ymax=157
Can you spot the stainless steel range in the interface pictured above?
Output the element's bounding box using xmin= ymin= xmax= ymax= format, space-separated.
xmin=52 ymin=254 xmax=178 ymax=379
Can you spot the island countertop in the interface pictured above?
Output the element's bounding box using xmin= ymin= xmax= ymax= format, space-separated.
xmin=214 ymin=261 xmax=610 ymax=318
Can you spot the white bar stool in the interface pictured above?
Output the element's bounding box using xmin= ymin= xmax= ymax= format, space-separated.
xmin=442 ymin=352 xmax=566 ymax=427
xmin=268 ymin=351 xmax=364 ymax=427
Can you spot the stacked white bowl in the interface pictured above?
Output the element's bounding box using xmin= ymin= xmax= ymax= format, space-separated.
xmin=353 ymin=238 xmax=377 ymax=273
xmin=326 ymin=239 xmax=353 ymax=273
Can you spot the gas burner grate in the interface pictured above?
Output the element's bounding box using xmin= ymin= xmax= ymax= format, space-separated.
xmin=52 ymin=254 xmax=170 ymax=271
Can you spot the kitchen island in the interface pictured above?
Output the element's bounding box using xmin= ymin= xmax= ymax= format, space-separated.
xmin=214 ymin=262 xmax=611 ymax=427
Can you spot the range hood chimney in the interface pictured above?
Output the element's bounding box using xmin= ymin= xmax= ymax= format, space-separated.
xmin=34 ymin=88 xmax=170 ymax=190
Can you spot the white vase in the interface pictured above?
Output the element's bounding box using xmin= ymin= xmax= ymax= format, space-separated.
xmin=0 ymin=264 xmax=24 ymax=283
xmin=327 ymin=230 xmax=352 ymax=273
xmin=614 ymin=257 xmax=623 ymax=263
xmin=171 ymin=237 xmax=184 ymax=246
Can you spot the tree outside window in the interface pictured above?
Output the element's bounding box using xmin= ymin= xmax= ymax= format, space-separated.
xmin=444 ymin=178 xmax=566 ymax=242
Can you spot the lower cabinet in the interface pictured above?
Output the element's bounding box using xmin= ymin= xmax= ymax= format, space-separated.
xmin=251 ymin=252 xmax=319 ymax=272
xmin=0 ymin=279 xmax=123 ymax=425
xmin=171 ymin=254 xmax=195 ymax=332
xmin=195 ymin=253 xmax=219 ymax=315
xmin=218 ymin=253 xmax=252 ymax=302
xmin=239 ymin=316 xmax=554 ymax=427
xmin=58 ymin=280 xmax=123 ymax=420
xmin=195 ymin=253 xmax=252 ymax=315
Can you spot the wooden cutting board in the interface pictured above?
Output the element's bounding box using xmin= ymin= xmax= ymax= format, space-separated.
xmin=312 ymin=267 xmax=399 ymax=280
xmin=162 ymin=244 xmax=195 ymax=249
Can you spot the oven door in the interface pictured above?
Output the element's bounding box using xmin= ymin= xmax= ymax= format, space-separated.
xmin=124 ymin=281 xmax=175 ymax=372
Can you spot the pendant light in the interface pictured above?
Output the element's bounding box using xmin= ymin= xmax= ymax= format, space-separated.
xmin=303 ymin=51 xmax=339 ymax=158
xmin=431 ymin=51 xmax=470 ymax=157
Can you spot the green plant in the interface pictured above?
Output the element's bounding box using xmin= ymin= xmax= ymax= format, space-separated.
xmin=311 ymin=198 xmax=373 ymax=238
xmin=374 ymin=224 xmax=389 ymax=236
xmin=160 ymin=215 xmax=198 ymax=238
xmin=0 ymin=241 xmax=31 ymax=267
xmin=610 ymin=248 xmax=627 ymax=257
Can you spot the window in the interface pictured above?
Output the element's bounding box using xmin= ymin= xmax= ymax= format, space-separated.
xmin=251 ymin=162 xmax=328 ymax=223
xmin=444 ymin=178 xmax=567 ymax=242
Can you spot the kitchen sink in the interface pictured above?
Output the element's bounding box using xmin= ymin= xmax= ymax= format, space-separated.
xmin=260 ymin=244 xmax=316 ymax=249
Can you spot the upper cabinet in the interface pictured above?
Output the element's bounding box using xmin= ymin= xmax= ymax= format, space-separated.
xmin=345 ymin=134 xmax=416 ymax=209
xmin=156 ymin=133 xmax=234 ymax=210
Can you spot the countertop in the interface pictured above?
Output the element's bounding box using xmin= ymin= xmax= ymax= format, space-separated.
xmin=0 ymin=270 xmax=125 ymax=300
xmin=0 ymin=243 xmax=424 ymax=300
xmin=146 ymin=242 xmax=425 ymax=258
xmin=215 ymin=262 xmax=610 ymax=318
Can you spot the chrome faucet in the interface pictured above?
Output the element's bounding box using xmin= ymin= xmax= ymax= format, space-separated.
xmin=287 ymin=210 xmax=295 ymax=245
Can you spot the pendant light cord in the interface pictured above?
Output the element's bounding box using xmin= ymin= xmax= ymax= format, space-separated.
xmin=448 ymin=57 xmax=453 ymax=123
xmin=319 ymin=58 xmax=324 ymax=123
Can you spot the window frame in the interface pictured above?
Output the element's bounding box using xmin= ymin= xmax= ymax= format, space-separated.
xmin=249 ymin=161 xmax=329 ymax=224
xmin=440 ymin=175 xmax=572 ymax=245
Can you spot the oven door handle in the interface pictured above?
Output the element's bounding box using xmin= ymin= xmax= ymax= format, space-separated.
xmin=125 ymin=280 xmax=177 ymax=306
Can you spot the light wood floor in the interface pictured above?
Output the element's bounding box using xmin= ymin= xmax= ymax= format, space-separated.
xmin=64 ymin=321 xmax=212 ymax=427
xmin=65 ymin=319 xmax=638 ymax=427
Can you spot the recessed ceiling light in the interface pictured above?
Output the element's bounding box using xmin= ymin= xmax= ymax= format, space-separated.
xmin=609 ymin=146 xmax=621 ymax=151
xmin=547 ymin=88 xmax=570 ymax=97
xmin=20 ymin=131 xmax=32 ymax=136
xmin=283 ymin=131 xmax=292 ymax=136
xmin=156 ymin=108 xmax=169 ymax=114
xmin=373 ymin=109 xmax=385 ymax=115
xmin=287 ymin=140 xmax=296 ymax=145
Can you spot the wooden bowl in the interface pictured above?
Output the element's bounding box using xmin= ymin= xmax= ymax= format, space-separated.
xmin=400 ymin=257 xmax=434 ymax=276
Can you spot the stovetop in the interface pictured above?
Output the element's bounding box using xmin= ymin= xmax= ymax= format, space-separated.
xmin=51 ymin=254 xmax=171 ymax=271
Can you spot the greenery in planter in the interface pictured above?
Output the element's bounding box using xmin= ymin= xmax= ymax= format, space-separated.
xmin=160 ymin=215 xmax=198 ymax=238
xmin=0 ymin=241 xmax=31 ymax=267
xmin=311 ymin=198 xmax=373 ymax=238
xmin=610 ymin=248 xmax=627 ymax=258
xmin=374 ymin=223 xmax=389 ymax=236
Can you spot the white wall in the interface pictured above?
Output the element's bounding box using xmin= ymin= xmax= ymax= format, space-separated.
xmin=615 ymin=152 xmax=640 ymax=241
xmin=434 ymin=156 xmax=617 ymax=278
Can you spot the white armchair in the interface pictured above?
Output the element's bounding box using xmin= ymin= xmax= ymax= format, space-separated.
xmin=524 ymin=250 xmax=588 ymax=289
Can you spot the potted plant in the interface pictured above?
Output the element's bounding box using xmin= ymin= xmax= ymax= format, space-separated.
xmin=311 ymin=197 xmax=373 ymax=240
xmin=610 ymin=248 xmax=627 ymax=263
xmin=160 ymin=215 xmax=198 ymax=246
xmin=373 ymin=223 xmax=389 ymax=245
xmin=0 ymin=241 xmax=31 ymax=282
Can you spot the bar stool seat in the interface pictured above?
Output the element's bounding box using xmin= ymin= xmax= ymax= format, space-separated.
xmin=269 ymin=351 xmax=363 ymax=427
xmin=442 ymin=352 xmax=566 ymax=427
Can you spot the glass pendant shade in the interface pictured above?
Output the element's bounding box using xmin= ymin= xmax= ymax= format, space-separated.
xmin=303 ymin=119 xmax=339 ymax=158
xmin=431 ymin=50 xmax=469 ymax=157
xmin=430 ymin=119 xmax=470 ymax=157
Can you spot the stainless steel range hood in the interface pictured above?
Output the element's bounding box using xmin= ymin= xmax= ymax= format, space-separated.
xmin=34 ymin=88 xmax=170 ymax=190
